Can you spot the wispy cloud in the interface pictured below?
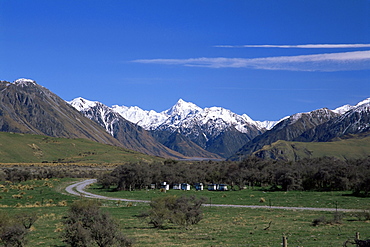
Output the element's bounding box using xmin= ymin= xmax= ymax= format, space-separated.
xmin=215 ymin=44 xmax=370 ymax=49
xmin=132 ymin=50 xmax=370 ymax=72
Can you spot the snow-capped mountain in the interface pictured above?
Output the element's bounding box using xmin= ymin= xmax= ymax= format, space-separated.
xmin=113 ymin=98 xmax=277 ymax=133
xmin=70 ymin=98 xmax=276 ymax=158
xmin=230 ymin=107 xmax=342 ymax=160
xmin=69 ymin=95 xmax=370 ymax=160
xmin=231 ymin=98 xmax=370 ymax=160
xmin=68 ymin=97 xmax=195 ymax=159
xmin=296 ymin=98 xmax=370 ymax=142
xmin=112 ymin=98 xmax=280 ymax=157
xmin=13 ymin=78 xmax=38 ymax=87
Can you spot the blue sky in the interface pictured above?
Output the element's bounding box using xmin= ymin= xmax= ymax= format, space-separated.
xmin=1 ymin=0 xmax=369 ymax=121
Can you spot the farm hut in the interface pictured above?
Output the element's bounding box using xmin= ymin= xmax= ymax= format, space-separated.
xmin=208 ymin=184 xmax=217 ymax=191
xmin=194 ymin=183 xmax=204 ymax=191
xmin=160 ymin=182 xmax=169 ymax=190
xmin=218 ymin=184 xmax=228 ymax=191
xmin=173 ymin=183 xmax=181 ymax=190
xmin=181 ymin=183 xmax=191 ymax=191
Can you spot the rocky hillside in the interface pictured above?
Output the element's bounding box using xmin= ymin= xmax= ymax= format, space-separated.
xmin=0 ymin=79 xmax=121 ymax=146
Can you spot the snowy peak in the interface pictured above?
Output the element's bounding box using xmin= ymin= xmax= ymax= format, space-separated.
xmin=13 ymin=78 xmax=37 ymax=87
xmin=333 ymin=104 xmax=353 ymax=114
xmin=68 ymin=97 xmax=100 ymax=111
xmin=332 ymin=98 xmax=370 ymax=114
xmin=112 ymin=104 xmax=167 ymax=129
xmin=289 ymin=108 xmax=338 ymax=125
xmin=355 ymin=98 xmax=370 ymax=107
xmin=70 ymin=98 xmax=273 ymax=133
xmin=165 ymin=99 xmax=202 ymax=119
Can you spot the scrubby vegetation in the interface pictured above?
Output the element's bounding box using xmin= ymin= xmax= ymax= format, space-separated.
xmin=139 ymin=195 xmax=207 ymax=229
xmin=62 ymin=200 xmax=132 ymax=247
xmin=97 ymin=157 xmax=370 ymax=196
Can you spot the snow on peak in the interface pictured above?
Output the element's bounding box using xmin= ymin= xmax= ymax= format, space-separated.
xmin=70 ymin=97 xmax=286 ymax=134
xmin=110 ymin=99 xmax=266 ymax=134
xmin=112 ymin=104 xmax=167 ymax=128
xmin=165 ymin=99 xmax=202 ymax=119
xmin=68 ymin=97 xmax=100 ymax=111
xmin=333 ymin=104 xmax=353 ymax=114
xmin=13 ymin=78 xmax=36 ymax=87
xmin=255 ymin=120 xmax=281 ymax=130
xmin=332 ymin=98 xmax=370 ymax=115
xmin=356 ymin=98 xmax=370 ymax=107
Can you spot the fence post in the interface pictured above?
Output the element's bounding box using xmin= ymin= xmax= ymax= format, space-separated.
xmin=282 ymin=234 xmax=288 ymax=247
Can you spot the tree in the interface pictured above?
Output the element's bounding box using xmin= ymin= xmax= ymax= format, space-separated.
xmin=62 ymin=200 xmax=132 ymax=247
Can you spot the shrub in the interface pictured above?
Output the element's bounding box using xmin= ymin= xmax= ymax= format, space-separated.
xmin=312 ymin=212 xmax=343 ymax=226
xmin=0 ymin=211 xmax=37 ymax=247
xmin=354 ymin=210 xmax=370 ymax=221
xmin=62 ymin=200 xmax=132 ymax=247
xmin=140 ymin=195 xmax=207 ymax=229
xmin=312 ymin=216 xmax=327 ymax=226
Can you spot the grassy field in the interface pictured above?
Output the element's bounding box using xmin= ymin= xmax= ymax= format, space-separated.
xmin=87 ymin=184 xmax=370 ymax=210
xmin=0 ymin=132 xmax=163 ymax=163
xmin=1 ymin=178 xmax=369 ymax=246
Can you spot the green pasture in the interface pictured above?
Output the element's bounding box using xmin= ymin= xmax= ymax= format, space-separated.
xmin=87 ymin=184 xmax=370 ymax=210
xmin=0 ymin=178 xmax=369 ymax=246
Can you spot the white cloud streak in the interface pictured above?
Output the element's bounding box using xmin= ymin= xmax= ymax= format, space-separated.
xmin=215 ymin=44 xmax=370 ymax=49
xmin=132 ymin=50 xmax=370 ymax=72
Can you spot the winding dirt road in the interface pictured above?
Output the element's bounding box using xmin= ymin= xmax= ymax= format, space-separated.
xmin=65 ymin=179 xmax=363 ymax=212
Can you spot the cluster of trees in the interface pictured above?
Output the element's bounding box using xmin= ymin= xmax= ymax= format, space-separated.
xmin=0 ymin=165 xmax=108 ymax=183
xmin=98 ymin=157 xmax=370 ymax=195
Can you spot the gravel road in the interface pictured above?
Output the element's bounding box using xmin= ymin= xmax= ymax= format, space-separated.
xmin=65 ymin=179 xmax=364 ymax=212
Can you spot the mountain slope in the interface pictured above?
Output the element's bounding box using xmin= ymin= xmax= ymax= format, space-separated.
xmin=0 ymin=131 xmax=162 ymax=163
xmin=252 ymin=133 xmax=370 ymax=161
xmin=295 ymin=98 xmax=370 ymax=142
xmin=0 ymin=79 xmax=121 ymax=146
xmin=230 ymin=108 xmax=340 ymax=160
xmin=69 ymin=98 xmax=187 ymax=159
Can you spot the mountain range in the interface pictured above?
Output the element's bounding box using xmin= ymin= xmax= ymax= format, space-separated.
xmin=69 ymin=97 xmax=276 ymax=158
xmin=1 ymin=78 xmax=370 ymax=161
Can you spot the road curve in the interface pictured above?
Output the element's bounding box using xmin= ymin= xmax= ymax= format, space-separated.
xmin=65 ymin=179 xmax=363 ymax=212
xmin=65 ymin=179 xmax=149 ymax=203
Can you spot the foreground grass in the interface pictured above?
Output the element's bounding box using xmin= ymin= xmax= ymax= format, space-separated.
xmin=3 ymin=203 xmax=369 ymax=247
xmin=1 ymin=179 xmax=369 ymax=246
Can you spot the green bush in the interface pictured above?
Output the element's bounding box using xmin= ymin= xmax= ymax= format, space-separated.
xmin=62 ymin=200 xmax=132 ymax=247
xmin=0 ymin=211 xmax=37 ymax=247
xmin=140 ymin=195 xmax=207 ymax=229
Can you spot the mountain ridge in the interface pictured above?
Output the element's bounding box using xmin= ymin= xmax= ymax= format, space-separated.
xmin=70 ymin=97 xmax=274 ymax=158
xmin=2 ymin=78 xmax=369 ymax=161
xmin=0 ymin=79 xmax=122 ymax=147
